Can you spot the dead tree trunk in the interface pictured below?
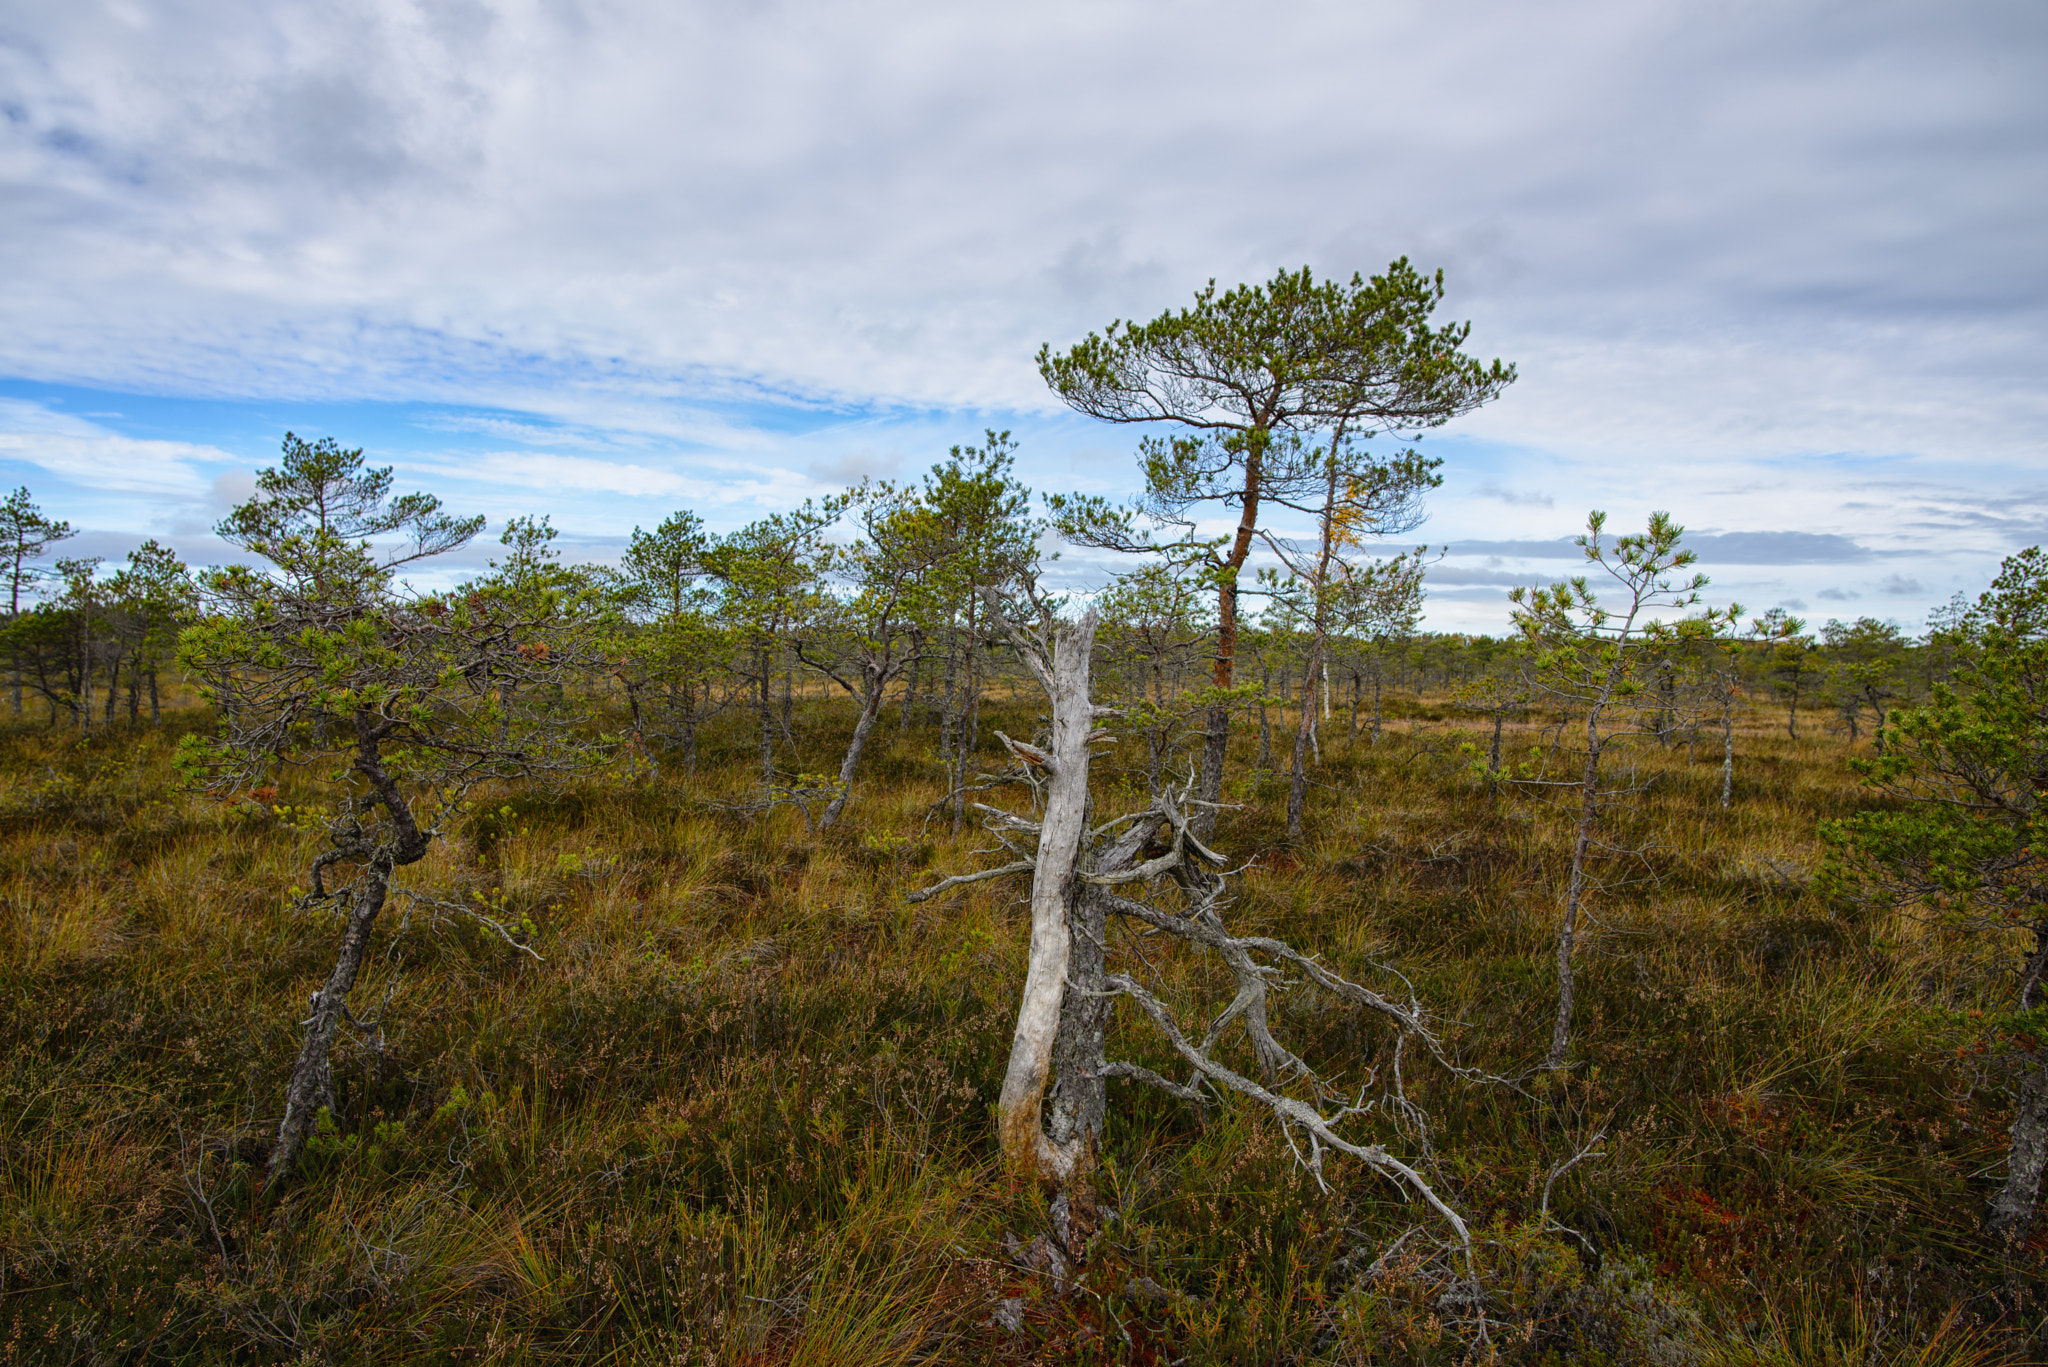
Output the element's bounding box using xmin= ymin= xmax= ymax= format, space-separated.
xmin=991 ymin=606 xmax=1100 ymax=1186
xmin=912 ymin=593 xmax=1479 ymax=1286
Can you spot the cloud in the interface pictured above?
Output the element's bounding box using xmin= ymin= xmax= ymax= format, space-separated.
xmin=1474 ymin=480 xmax=1554 ymax=508
xmin=0 ymin=1 xmax=2040 ymax=635
xmin=1879 ymin=573 xmax=1925 ymax=595
xmin=403 ymin=450 xmax=817 ymax=514
xmin=416 ymin=413 xmax=605 ymax=449
xmin=807 ymin=448 xmax=902 ymax=486
xmin=1428 ymin=566 xmax=1555 ymax=587
xmin=0 ymin=0 xmax=2035 ymax=466
xmin=1441 ymin=530 xmax=1874 ymax=564
xmin=0 ymin=404 xmax=225 ymax=499
xmin=1818 ymin=587 xmax=1860 ymax=601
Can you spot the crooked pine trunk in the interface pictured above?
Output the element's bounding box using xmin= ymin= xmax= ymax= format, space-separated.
xmin=1988 ymin=1049 xmax=2048 ymax=1245
xmin=817 ymin=671 xmax=891 ymax=831
xmin=269 ymin=855 xmax=394 ymax=1187
xmin=1989 ymin=931 xmax=2048 ymax=1243
xmin=267 ymin=727 xmax=431 ymax=1190
xmin=998 ymin=608 xmax=1100 ymax=1188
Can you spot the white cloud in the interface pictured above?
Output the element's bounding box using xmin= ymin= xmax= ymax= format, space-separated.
xmin=0 ymin=0 xmax=2040 ymax=632
xmin=0 ymin=399 xmax=227 ymax=498
xmin=0 ymin=0 xmax=2038 ymax=462
xmin=405 ymin=449 xmax=814 ymax=509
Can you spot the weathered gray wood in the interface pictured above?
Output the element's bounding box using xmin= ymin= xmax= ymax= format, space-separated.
xmin=993 ymin=606 xmax=1099 ymax=1184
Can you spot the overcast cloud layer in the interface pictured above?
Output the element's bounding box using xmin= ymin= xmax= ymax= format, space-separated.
xmin=1 ymin=0 xmax=2042 ymax=629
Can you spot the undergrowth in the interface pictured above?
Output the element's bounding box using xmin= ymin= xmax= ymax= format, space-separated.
xmin=0 ymin=698 xmax=2039 ymax=1363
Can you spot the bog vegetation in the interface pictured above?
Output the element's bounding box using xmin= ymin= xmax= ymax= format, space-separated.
xmin=2 ymin=267 xmax=2044 ymax=1364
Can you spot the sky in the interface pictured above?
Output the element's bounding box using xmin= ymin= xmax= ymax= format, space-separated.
xmin=1 ymin=0 xmax=2042 ymax=632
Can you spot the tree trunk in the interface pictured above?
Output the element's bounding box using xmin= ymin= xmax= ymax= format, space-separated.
xmin=937 ymin=632 xmax=959 ymax=763
xmin=623 ymin=677 xmax=649 ymax=781
xmin=78 ymin=625 xmax=93 ymax=737
xmin=900 ymin=650 xmax=920 ymax=735
xmin=1255 ymin=663 xmax=1273 ymax=772
xmin=1987 ymin=1048 xmax=2048 ymax=1246
xmin=1045 ymin=878 xmax=1110 ymax=1198
xmin=682 ymin=679 xmax=699 ymax=775
xmin=997 ymin=609 xmax=1099 ymax=1187
xmin=1548 ymin=715 xmax=1602 ymax=1069
xmin=1194 ymin=450 xmax=1265 ymax=836
xmin=756 ymin=645 xmax=774 ymax=783
xmin=1194 ymin=704 xmax=1229 ymax=840
xmin=817 ymin=673 xmax=889 ymax=831
xmin=1719 ymin=693 xmax=1735 ymax=809
xmin=953 ymin=639 xmax=978 ymax=835
xmin=268 ymin=725 xmax=431 ymax=1189
xmin=496 ymin=674 xmax=516 ymax=747
xmin=269 ymin=854 xmax=392 ymax=1187
xmin=779 ymin=654 xmax=794 ymax=739
xmin=1287 ymin=639 xmax=1324 ymax=841
xmin=1488 ymin=708 xmax=1505 ymax=800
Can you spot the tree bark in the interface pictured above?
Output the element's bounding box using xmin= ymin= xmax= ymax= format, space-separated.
xmin=996 ymin=609 xmax=1099 ymax=1187
xmin=1046 ymin=879 xmax=1110 ymax=1195
xmin=1287 ymin=640 xmax=1322 ymax=841
xmin=1194 ymin=447 xmax=1265 ymax=837
xmin=1548 ymin=713 xmax=1602 ymax=1069
xmin=1719 ymin=692 xmax=1735 ymax=809
xmin=681 ymin=679 xmax=699 ymax=774
xmin=267 ymin=721 xmax=430 ymax=1189
xmin=78 ymin=621 xmax=93 ymax=737
xmin=817 ymin=667 xmax=893 ymax=831
xmin=1987 ymin=1048 xmax=2048 ymax=1246
xmin=269 ymin=852 xmax=392 ymax=1187
xmin=756 ymin=644 xmax=774 ymax=783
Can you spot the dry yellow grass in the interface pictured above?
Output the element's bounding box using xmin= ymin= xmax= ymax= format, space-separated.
xmin=0 ymin=693 xmax=2038 ymax=1363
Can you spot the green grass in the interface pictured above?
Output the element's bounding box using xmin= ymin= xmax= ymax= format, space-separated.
xmin=0 ymin=697 xmax=2039 ymax=1363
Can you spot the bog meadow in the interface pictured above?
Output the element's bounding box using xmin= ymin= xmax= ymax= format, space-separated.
xmin=4 ymin=270 xmax=2045 ymax=1365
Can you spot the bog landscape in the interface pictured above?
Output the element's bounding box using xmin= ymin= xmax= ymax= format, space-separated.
xmin=3 ymin=270 xmax=2044 ymax=1365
